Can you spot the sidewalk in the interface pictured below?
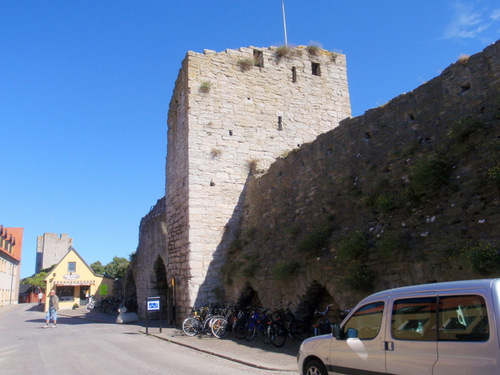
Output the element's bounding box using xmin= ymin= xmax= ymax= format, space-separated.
xmin=58 ymin=308 xmax=300 ymax=372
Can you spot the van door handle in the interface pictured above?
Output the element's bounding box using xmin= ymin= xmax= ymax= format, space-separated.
xmin=384 ymin=341 xmax=394 ymax=351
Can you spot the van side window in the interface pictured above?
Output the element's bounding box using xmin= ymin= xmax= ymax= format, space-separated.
xmin=343 ymin=302 xmax=384 ymax=340
xmin=392 ymin=297 xmax=437 ymax=341
xmin=438 ymin=295 xmax=489 ymax=342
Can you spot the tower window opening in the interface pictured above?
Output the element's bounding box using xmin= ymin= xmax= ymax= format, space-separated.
xmin=292 ymin=67 xmax=297 ymax=83
xmin=312 ymin=62 xmax=321 ymax=76
xmin=460 ymin=82 xmax=471 ymax=94
xmin=253 ymin=50 xmax=264 ymax=67
xmin=278 ymin=116 xmax=283 ymax=131
xmin=229 ymin=130 xmax=233 ymax=136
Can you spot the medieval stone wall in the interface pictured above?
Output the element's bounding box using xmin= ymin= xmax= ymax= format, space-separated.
xmin=224 ymin=40 xmax=500 ymax=317
xmin=126 ymin=197 xmax=167 ymax=318
xmin=35 ymin=233 xmax=73 ymax=273
xmin=165 ymin=46 xmax=351 ymax=318
xmin=132 ymin=40 xmax=499 ymax=323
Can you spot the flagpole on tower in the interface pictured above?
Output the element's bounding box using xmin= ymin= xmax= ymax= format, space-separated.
xmin=282 ymin=1 xmax=288 ymax=47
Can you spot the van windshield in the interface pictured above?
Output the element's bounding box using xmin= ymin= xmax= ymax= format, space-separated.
xmin=343 ymin=301 xmax=384 ymax=340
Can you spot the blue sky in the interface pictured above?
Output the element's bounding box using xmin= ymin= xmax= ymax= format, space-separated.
xmin=2 ymin=1 xmax=499 ymax=278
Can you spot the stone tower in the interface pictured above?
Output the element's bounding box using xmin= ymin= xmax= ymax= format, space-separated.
xmin=165 ymin=45 xmax=351 ymax=318
xmin=35 ymin=233 xmax=73 ymax=273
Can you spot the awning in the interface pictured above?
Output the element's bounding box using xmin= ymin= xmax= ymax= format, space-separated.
xmin=54 ymin=280 xmax=96 ymax=286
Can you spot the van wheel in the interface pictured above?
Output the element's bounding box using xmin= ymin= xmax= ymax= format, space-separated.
xmin=304 ymin=359 xmax=327 ymax=375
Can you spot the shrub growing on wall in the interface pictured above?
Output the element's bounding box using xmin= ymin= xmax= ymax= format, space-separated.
xmin=460 ymin=243 xmax=500 ymax=275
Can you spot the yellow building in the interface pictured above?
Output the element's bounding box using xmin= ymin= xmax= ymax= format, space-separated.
xmin=44 ymin=248 xmax=114 ymax=311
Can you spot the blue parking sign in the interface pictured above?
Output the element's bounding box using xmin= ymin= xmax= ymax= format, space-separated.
xmin=147 ymin=300 xmax=160 ymax=311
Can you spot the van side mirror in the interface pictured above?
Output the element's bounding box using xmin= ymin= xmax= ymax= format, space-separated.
xmin=333 ymin=324 xmax=343 ymax=339
xmin=347 ymin=328 xmax=358 ymax=338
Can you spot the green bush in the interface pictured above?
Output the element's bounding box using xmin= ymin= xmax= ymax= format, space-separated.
xmin=409 ymin=155 xmax=451 ymax=198
xmin=460 ymin=243 xmax=500 ymax=275
xmin=447 ymin=118 xmax=485 ymax=143
xmin=297 ymin=224 xmax=334 ymax=258
xmin=227 ymin=238 xmax=243 ymax=255
xmin=284 ymin=225 xmax=301 ymax=239
xmin=237 ymin=58 xmax=254 ymax=71
xmin=337 ymin=231 xmax=369 ymax=262
xmin=488 ymin=165 xmax=500 ymax=189
xmin=200 ymin=81 xmax=212 ymax=93
xmin=375 ymin=194 xmax=398 ymax=213
xmin=343 ymin=262 xmax=375 ymax=292
xmin=306 ymin=44 xmax=321 ymax=56
xmin=273 ymin=261 xmax=299 ymax=281
xmin=275 ymin=45 xmax=292 ymax=58
xmin=240 ymin=254 xmax=260 ymax=278
xmin=376 ymin=230 xmax=410 ymax=259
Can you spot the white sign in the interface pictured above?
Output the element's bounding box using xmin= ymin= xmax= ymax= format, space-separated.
xmin=147 ymin=300 xmax=160 ymax=311
xmin=63 ymin=274 xmax=80 ymax=280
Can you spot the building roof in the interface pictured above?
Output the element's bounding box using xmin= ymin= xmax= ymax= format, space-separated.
xmin=0 ymin=226 xmax=23 ymax=262
xmin=43 ymin=247 xmax=100 ymax=281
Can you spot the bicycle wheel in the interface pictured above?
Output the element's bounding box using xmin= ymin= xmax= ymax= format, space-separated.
xmin=233 ymin=317 xmax=247 ymax=340
xmin=85 ymin=302 xmax=93 ymax=312
xmin=290 ymin=319 xmax=308 ymax=341
xmin=244 ymin=321 xmax=256 ymax=341
xmin=269 ymin=321 xmax=286 ymax=347
xmin=203 ymin=316 xmax=214 ymax=336
xmin=182 ymin=317 xmax=200 ymax=336
xmin=258 ymin=317 xmax=272 ymax=344
xmin=211 ymin=317 xmax=229 ymax=339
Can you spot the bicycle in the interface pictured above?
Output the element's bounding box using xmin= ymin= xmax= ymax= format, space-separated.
xmin=244 ymin=308 xmax=272 ymax=344
xmin=210 ymin=305 xmax=236 ymax=339
xmin=232 ymin=306 xmax=251 ymax=340
xmin=182 ymin=306 xmax=205 ymax=336
xmin=85 ymin=295 xmax=95 ymax=312
xmin=182 ymin=303 xmax=223 ymax=337
xmin=268 ymin=302 xmax=308 ymax=347
xmin=312 ymin=304 xmax=334 ymax=336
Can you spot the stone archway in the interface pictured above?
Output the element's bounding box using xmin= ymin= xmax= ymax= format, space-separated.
xmin=124 ymin=270 xmax=138 ymax=313
xmin=237 ymin=282 xmax=262 ymax=308
xmin=296 ymin=280 xmax=339 ymax=323
xmin=151 ymin=256 xmax=168 ymax=318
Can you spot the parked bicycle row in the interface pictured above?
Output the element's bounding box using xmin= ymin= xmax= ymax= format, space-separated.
xmin=85 ymin=295 xmax=124 ymax=314
xmin=181 ymin=302 xmax=344 ymax=347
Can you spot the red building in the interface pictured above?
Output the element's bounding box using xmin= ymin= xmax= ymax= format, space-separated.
xmin=0 ymin=226 xmax=23 ymax=306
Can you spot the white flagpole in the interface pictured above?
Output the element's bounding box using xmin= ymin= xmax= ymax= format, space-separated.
xmin=282 ymin=1 xmax=288 ymax=47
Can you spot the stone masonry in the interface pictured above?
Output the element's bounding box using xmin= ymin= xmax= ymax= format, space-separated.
xmin=35 ymin=233 xmax=73 ymax=274
xmin=163 ymin=46 xmax=351 ymax=319
xmin=224 ymin=40 xmax=500 ymax=316
xmin=126 ymin=198 xmax=167 ymax=319
xmin=129 ymin=40 xmax=499 ymax=322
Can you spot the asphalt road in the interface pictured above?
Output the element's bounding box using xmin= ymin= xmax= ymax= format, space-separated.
xmin=0 ymin=304 xmax=296 ymax=375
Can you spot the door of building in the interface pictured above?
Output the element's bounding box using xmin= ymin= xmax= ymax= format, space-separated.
xmin=80 ymin=286 xmax=90 ymax=306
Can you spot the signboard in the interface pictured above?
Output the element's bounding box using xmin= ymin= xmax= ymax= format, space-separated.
xmin=63 ymin=273 xmax=80 ymax=280
xmin=147 ymin=299 xmax=160 ymax=311
xmin=145 ymin=296 xmax=162 ymax=334
xmin=99 ymin=284 xmax=108 ymax=296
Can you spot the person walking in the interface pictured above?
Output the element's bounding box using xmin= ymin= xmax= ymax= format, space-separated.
xmin=44 ymin=290 xmax=59 ymax=328
xmin=38 ymin=291 xmax=43 ymax=305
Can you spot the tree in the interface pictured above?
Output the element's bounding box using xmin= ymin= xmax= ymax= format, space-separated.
xmin=90 ymin=261 xmax=105 ymax=275
xmin=104 ymin=256 xmax=129 ymax=279
xmin=22 ymin=272 xmax=47 ymax=291
xmin=22 ymin=265 xmax=55 ymax=291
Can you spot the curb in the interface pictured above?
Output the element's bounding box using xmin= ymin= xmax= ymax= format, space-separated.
xmin=143 ymin=330 xmax=296 ymax=372
xmin=58 ymin=310 xmax=297 ymax=372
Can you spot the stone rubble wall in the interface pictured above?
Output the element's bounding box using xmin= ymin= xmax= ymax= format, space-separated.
xmin=36 ymin=233 xmax=73 ymax=273
xmin=128 ymin=197 xmax=167 ymax=318
xmin=227 ymin=40 xmax=500 ymax=312
xmin=166 ymin=46 xmax=351 ymax=319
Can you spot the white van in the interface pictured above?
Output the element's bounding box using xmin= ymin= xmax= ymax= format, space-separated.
xmin=297 ymin=279 xmax=500 ymax=375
